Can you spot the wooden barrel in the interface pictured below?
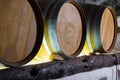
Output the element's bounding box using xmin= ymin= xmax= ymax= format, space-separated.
xmin=80 ymin=4 xmax=117 ymax=55
xmin=0 ymin=0 xmax=43 ymax=67
xmin=57 ymin=1 xmax=86 ymax=58
xmin=37 ymin=0 xmax=86 ymax=58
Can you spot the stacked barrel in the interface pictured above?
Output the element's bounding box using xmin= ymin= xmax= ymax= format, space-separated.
xmin=0 ymin=0 xmax=118 ymax=67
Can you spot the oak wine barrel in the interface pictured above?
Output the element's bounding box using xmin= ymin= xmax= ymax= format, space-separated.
xmin=80 ymin=4 xmax=117 ymax=56
xmin=0 ymin=0 xmax=43 ymax=67
xmin=37 ymin=0 xmax=86 ymax=58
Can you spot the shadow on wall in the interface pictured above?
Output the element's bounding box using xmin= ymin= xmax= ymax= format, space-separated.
xmin=112 ymin=17 xmax=120 ymax=53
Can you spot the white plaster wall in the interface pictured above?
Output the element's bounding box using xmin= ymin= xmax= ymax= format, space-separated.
xmin=52 ymin=66 xmax=117 ymax=80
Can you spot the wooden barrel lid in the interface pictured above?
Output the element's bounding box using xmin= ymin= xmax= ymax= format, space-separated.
xmin=100 ymin=8 xmax=115 ymax=51
xmin=0 ymin=0 xmax=36 ymax=63
xmin=57 ymin=3 xmax=82 ymax=56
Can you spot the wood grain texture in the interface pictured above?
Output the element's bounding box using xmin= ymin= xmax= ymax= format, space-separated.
xmin=57 ymin=3 xmax=82 ymax=56
xmin=0 ymin=0 xmax=36 ymax=63
xmin=100 ymin=8 xmax=115 ymax=51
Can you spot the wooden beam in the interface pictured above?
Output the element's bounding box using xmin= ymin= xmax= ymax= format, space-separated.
xmin=0 ymin=54 xmax=119 ymax=80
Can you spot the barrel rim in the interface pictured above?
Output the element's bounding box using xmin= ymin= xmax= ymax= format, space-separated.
xmin=0 ymin=0 xmax=44 ymax=67
xmin=102 ymin=6 xmax=118 ymax=53
xmin=56 ymin=0 xmax=86 ymax=58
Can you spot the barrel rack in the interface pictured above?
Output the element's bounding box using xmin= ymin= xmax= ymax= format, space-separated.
xmin=0 ymin=53 xmax=119 ymax=80
xmin=0 ymin=0 xmax=120 ymax=80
